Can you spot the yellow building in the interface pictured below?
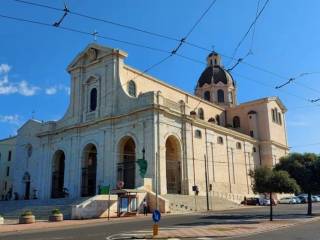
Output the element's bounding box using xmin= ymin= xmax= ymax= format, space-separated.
xmin=4 ymin=44 xmax=288 ymax=203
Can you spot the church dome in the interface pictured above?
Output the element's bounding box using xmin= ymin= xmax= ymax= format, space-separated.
xmin=197 ymin=52 xmax=235 ymax=88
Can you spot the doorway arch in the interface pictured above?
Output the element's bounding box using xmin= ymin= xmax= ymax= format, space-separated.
xmin=165 ymin=136 xmax=182 ymax=194
xmin=22 ymin=172 xmax=31 ymax=200
xmin=81 ymin=144 xmax=97 ymax=197
xmin=51 ymin=150 xmax=65 ymax=198
xmin=117 ymin=137 xmax=136 ymax=189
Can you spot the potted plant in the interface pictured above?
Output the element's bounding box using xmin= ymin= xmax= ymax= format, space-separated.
xmin=0 ymin=214 xmax=4 ymax=224
xmin=49 ymin=208 xmax=63 ymax=222
xmin=19 ymin=210 xmax=35 ymax=224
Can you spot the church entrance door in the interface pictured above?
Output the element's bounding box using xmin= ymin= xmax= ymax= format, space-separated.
xmin=166 ymin=136 xmax=182 ymax=194
xmin=81 ymin=144 xmax=97 ymax=197
xmin=118 ymin=137 xmax=136 ymax=189
xmin=51 ymin=150 xmax=65 ymax=198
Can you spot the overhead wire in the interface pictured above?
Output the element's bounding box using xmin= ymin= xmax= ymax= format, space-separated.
xmin=0 ymin=14 xmax=170 ymax=54
xmin=2 ymin=1 xmax=320 ymax=110
xmin=227 ymin=0 xmax=266 ymax=71
xmin=12 ymin=0 xmax=180 ymax=42
xmin=10 ymin=0 xmax=314 ymax=92
xmin=228 ymin=0 xmax=270 ymax=66
xmin=96 ymin=0 xmax=218 ymax=102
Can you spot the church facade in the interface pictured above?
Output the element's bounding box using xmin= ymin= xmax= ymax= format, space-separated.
xmin=2 ymin=43 xmax=289 ymax=201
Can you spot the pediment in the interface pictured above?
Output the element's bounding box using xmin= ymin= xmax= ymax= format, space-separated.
xmin=67 ymin=43 xmax=128 ymax=72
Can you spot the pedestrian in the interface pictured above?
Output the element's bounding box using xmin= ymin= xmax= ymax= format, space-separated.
xmin=143 ymin=198 xmax=148 ymax=216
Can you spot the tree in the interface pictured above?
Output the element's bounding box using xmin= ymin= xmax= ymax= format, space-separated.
xmin=275 ymin=153 xmax=320 ymax=215
xmin=250 ymin=167 xmax=300 ymax=221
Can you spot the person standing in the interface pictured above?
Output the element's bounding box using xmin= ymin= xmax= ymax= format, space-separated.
xmin=143 ymin=198 xmax=148 ymax=216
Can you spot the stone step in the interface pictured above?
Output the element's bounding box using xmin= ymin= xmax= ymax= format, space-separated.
xmin=162 ymin=194 xmax=239 ymax=213
xmin=0 ymin=198 xmax=89 ymax=220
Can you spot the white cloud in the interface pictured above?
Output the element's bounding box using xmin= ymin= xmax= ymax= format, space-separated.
xmin=0 ymin=114 xmax=20 ymax=125
xmin=0 ymin=64 xmax=11 ymax=74
xmin=45 ymin=87 xmax=57 ymax=95
xmin=18 ymin=80 xmax=40 ymax=96
xmin=0 ymin=64 xmax=39 ymax=96
xmin=45 ymin=84 xmax=70 ymax=95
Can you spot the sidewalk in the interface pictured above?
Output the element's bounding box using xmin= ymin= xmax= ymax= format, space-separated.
xmin=0 ymin=215 xmax=150 ymax=234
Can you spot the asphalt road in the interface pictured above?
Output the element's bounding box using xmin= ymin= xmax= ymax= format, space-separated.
xmin=231 ymin=218 xmax=320 ymax=240
xmin=1 ymin=203 xmax=320 ymax=240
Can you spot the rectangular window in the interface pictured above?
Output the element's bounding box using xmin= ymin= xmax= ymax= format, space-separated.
xmin=271 ymin=109 xmax=275 ymax=122
xmin=278 ymin=113 xmax=282 ymax=125
xmin=8 ymin=151 xmax=12 ymax=161
xmin=6 ymin=167 xmax=10 ymax=177
xmin=4 ymin=181 xmax=7 ymax=191
xmin=250 ymin=130 xmax=254 ymax=138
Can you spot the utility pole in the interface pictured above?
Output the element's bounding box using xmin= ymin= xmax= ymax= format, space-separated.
xmin=204 ymin=154 xmax=209 ymax=211
xmin=155 ymin=152 xmax=159 ymax=210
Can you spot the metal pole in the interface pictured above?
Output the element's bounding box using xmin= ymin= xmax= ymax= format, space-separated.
xmin=204 ymin=154 xmax=209 ymax=211
xmin=108 ymin=184 xmax=111 ymax=220
xmin=156 ymin=152 xmax=158 ymax=210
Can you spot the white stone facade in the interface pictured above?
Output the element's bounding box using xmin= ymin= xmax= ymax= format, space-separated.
xmin=1 ymin=43 xmax=289 ymax=201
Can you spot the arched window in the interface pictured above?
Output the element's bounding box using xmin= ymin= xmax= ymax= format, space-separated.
xmin=217 ymin=89 xmax=224 ymax=103
xmin=217 ymin=136 xmax=223 ymax=144
xmin=204 ymin=91 xmax=210 ymax=101
xmin=215 ymin=115 xmax=220 ymax=125
xmin=228 ymin=92 xmax=233 ymax=104
xmin=198 ymin=108 xmax=204 ymax=120
xmin=128 ymin=80 xmax=136 ymax=97
xmin=233 ymin=116 xmax=240 ymax=128
xmin=90 ymin=88 xmax=97 ymax=111
xmin=236 ymin=142 xmax=241 ymax=149
xmin=195 ymin=129 xmax=202 ymax=138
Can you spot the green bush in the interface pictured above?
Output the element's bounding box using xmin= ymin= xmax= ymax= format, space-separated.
xmin=51 ymin=209 xmax=62 ymax=215
xmin=21 ymin=210 xmax=33 ymax=217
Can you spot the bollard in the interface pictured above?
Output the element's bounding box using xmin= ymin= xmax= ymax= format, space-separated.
xmin=153 ymin=223 xmax=159 ymax=237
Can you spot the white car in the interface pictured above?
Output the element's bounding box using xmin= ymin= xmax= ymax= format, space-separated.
xmin=259 ymin=198 xmax=271 ymax=205
xmin=279 ymin=197 xmax=296 ymax=204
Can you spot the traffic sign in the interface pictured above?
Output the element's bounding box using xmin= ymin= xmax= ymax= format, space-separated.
xmin=152 ymin=210 xmax=161 ymax=223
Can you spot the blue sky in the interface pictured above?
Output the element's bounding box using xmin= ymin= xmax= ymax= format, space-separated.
xmin=0 ymin=0 xmax=319 ymax=153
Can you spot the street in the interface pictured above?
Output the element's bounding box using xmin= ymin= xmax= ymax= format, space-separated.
xmin=231 ymin=218 xmax=320 ymax=240
xmin=1 ymin=203 xmax=320 ymax=240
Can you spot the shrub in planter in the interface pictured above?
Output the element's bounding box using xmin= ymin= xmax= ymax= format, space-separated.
xmin=19 ymin=210 xmax=35 ymax=224
xmin=49 ymin=208 xmax=63 ymax=222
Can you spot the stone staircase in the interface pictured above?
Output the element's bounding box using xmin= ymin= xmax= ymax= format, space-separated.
xmin=163 ymin=194 xmax=240 ymax=213
xmin=0 ymin=198 xmax=88 ymax=220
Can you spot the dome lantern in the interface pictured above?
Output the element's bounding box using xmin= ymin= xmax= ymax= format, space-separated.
xmin=207 ymin=51 xmax=221 ymax=66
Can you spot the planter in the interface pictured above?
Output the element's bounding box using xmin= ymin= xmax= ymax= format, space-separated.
xmin=0 ymin=216 xmax=4 ymax=224
xmin=49 ymin=213 xmax=63 ymax=222
xmin=19 ymin=215 xmax=35 ymax=224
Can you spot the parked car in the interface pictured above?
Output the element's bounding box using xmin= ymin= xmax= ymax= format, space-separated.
xmin=297 ymin=194 xmax=309 ymax=203
xmin=245 ymin=197 xmax=261 ymax=205
xmin=279 ymin=197 xmax=296 ymax=204
xmin=293 ymin=197 xmax=301 ymax=204
xmin=259 ymin=198 xmax=270 ymax=206
xmin=242 ymin=197 xmax=276 ymax=206
xmin=312 ymin=196 xmax=320 ymax=202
